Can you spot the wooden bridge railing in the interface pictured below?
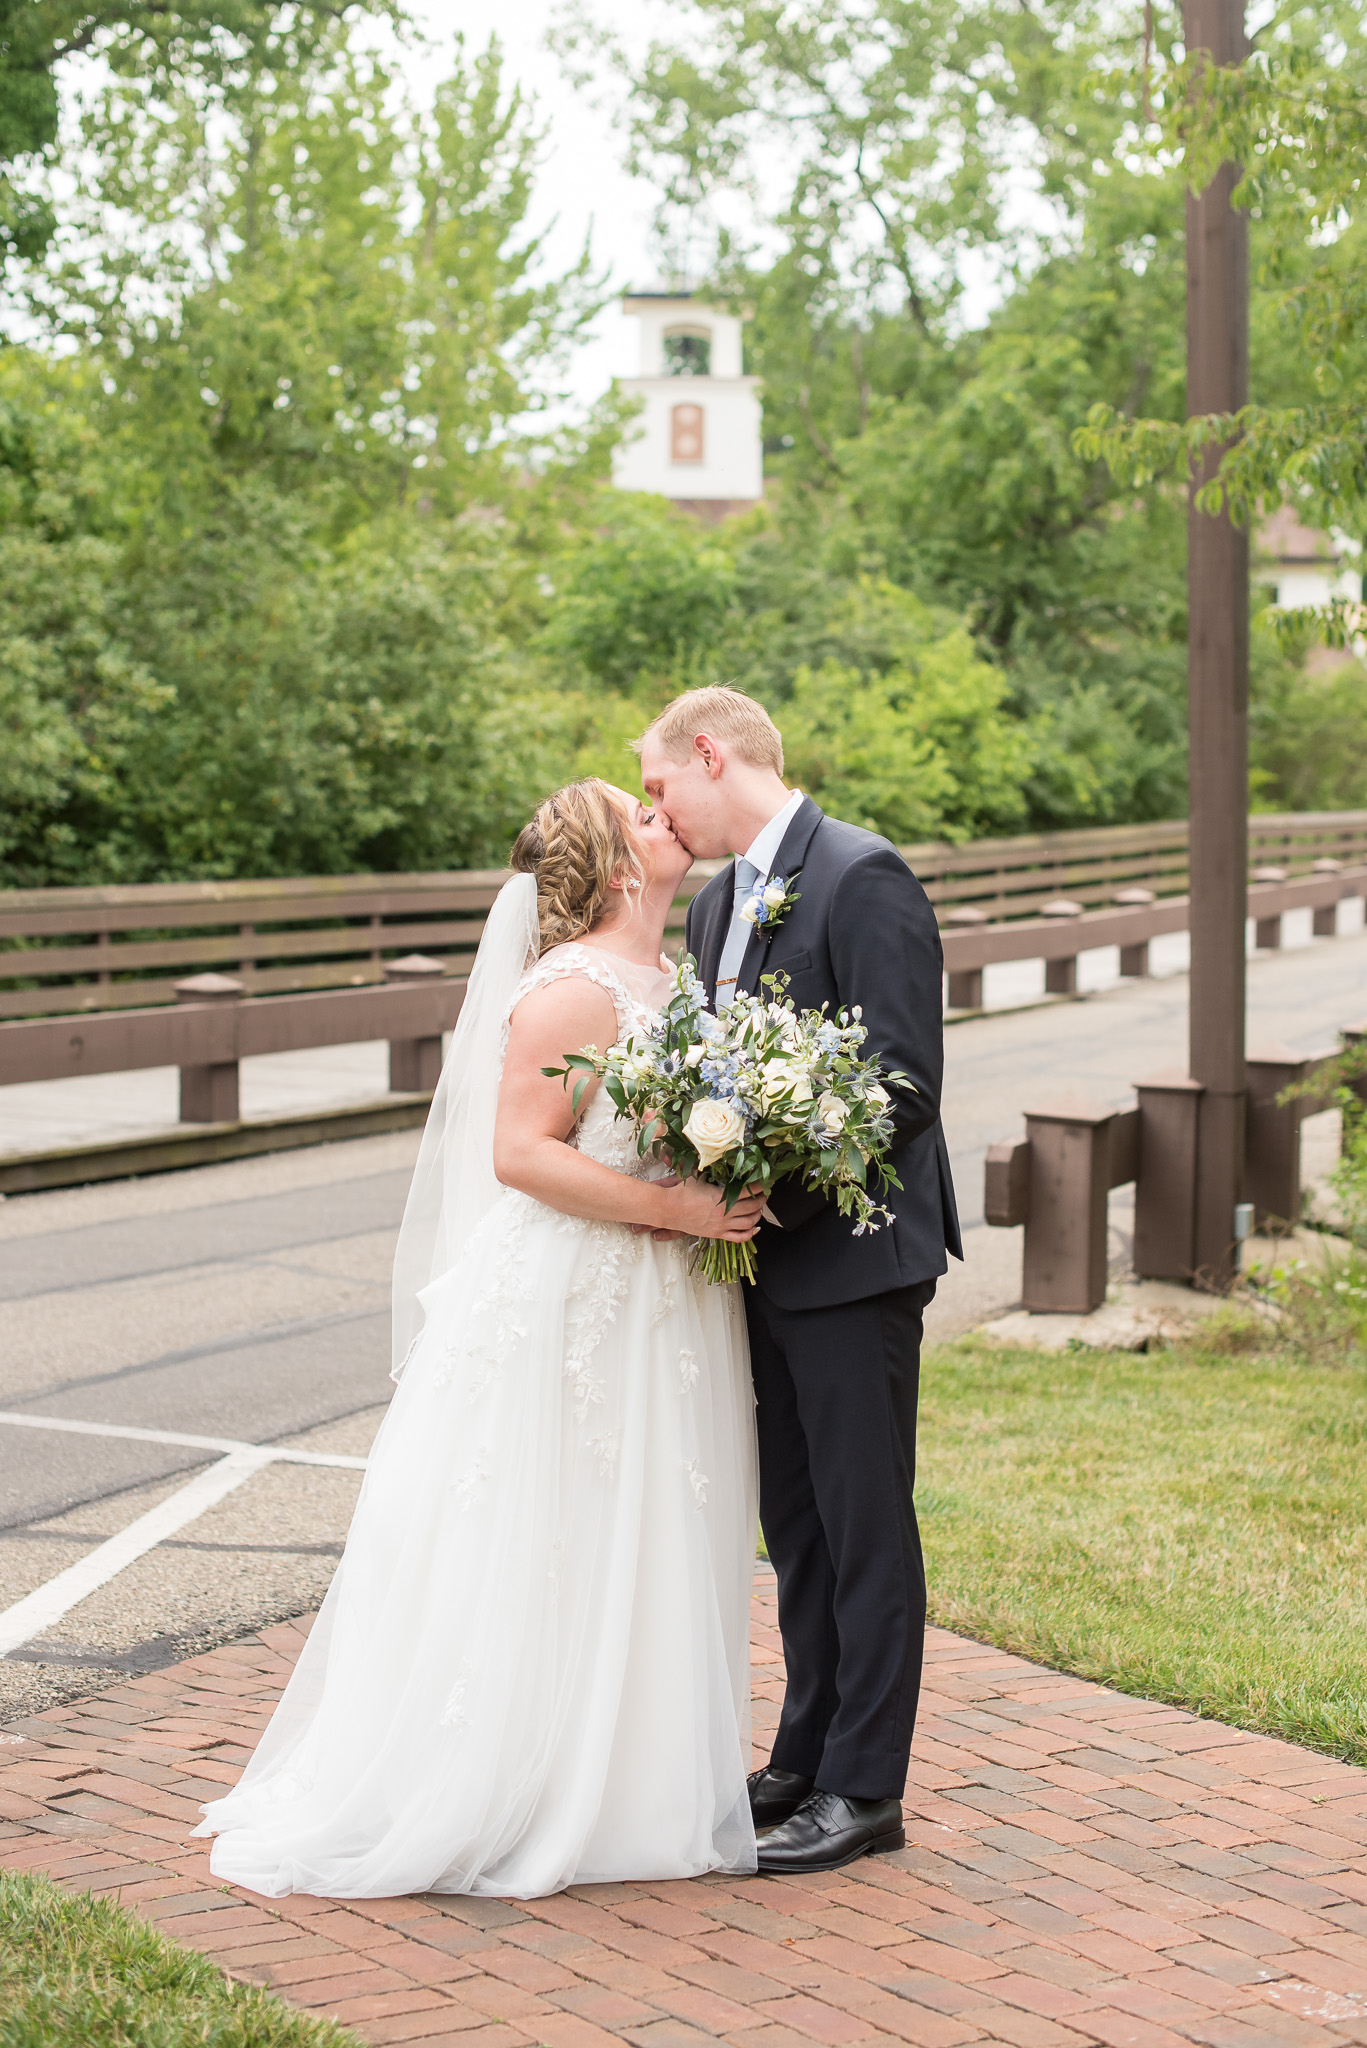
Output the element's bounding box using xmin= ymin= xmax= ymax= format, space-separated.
xmin=3 ymin=810 xmax=1365 ymax=1024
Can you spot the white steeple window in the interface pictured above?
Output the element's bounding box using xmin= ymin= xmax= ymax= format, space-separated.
xmin=671 ymin=403 xmax=705 ymax=463
xmin=663 ymin=329 xmax=712 ymax=377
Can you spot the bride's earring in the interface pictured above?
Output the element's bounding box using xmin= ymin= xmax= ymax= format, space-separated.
xmin=626 ymin=878 xmax=642 ymax=891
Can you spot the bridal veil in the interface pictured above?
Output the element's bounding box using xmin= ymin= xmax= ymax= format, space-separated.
xmin=390 ymin=872 xmax=540 ymax=1380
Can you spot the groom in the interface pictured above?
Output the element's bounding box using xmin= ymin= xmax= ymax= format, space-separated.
xmin=638 ymin=685 xmax=961 ymax=1874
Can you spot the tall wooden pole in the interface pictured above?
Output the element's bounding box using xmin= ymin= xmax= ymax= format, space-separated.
xmin=1184 ymin=0 xmax=1249 ymax=1285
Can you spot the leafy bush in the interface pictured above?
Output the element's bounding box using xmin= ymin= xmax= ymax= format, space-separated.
xmin=779 ymin=634 xmax=1032 ymax=843
xmin=1252 ymin=654 xmax=1367 ymax=813
xmin=538 ymin=496 xmax=741 ymax=690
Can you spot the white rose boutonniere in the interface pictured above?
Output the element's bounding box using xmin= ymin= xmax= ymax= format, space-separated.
xmin=740 ymin=870 xmax=802 ymax=936
xmin=683 ymin=1096 xmax=747 ymax=1169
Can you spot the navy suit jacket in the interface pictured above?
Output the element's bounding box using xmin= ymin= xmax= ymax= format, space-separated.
xmin=684 ymin=796 xmax=961 ymax=1311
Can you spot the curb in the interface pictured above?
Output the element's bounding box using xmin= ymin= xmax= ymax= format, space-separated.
xmin=0 ymin=1095 xmax=432 ymax=1196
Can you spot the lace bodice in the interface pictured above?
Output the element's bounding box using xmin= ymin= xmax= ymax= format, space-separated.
xmin=507 ymin=942 xmax=671 ymax=1177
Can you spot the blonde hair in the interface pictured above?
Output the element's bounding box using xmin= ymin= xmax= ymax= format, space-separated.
xmin=634 ymin=686 xmax=783 ymax=774
xmin=510 ymin=779 xmax=648 ymax=956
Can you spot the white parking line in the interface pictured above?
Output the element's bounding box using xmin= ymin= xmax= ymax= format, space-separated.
xmin=0 ymin=1411 xmax=368 ymax=1658
xmin=0 ymin=1450 xmax=271 ymax=1657
xmin=0 ymin=1410 xmax=367 ymax=1470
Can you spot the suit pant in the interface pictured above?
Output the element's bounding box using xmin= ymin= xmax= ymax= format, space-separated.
xmin=745 ymin=1277 xmax=935 ymax=1802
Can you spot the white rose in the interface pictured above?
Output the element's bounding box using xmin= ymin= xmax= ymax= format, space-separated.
xmin=767 ymin=1003 xmax=801 ymax=1047
xmin=739 ymin=898 xmax=759 ymax=925
xmin=762 ymin=881 xmax=786 ymax=909
xmin=817 ymin=1090 xmax=849 ymax=1133
xmin=683 ymin=1043 xmax=707 ymax=1068
xmin=683 ymin=1096 xmax=748 ymax=1168
xmin=758 ymin=1059 xmax=813 ymax=1113
xmin=866 ymin=1083 xmax=890 ymax=1108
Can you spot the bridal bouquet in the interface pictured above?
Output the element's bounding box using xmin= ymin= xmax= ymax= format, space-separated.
xmin=544 ymin=958 xmax=905 ymax=1285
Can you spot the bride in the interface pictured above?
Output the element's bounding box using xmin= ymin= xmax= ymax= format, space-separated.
xmin=196 ymin=779 xmax=763 ymax=1898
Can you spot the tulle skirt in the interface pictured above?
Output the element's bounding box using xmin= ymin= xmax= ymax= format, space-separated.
xmin=195 ymin=1190 xmax=759 ymax=1898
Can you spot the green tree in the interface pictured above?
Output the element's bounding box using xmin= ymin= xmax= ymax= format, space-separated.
xmin=586 ymin=0 xmax=1349 ymax=828
xmin=0 ymin=0 xmax=376 ymax=269
xmin=1076 ymin=2 xmax=1367 ymax=622
xmin=0 ymin=30 xmax=618 ymax=885
xmin=538 ymin=495 xmax=741 ymax=689
xmin=27 ymin=29 xmax=602 ymax=537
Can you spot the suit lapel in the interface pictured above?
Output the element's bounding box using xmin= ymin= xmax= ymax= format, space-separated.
xmin=694 ymin=866 xmax=734 ymax=1010
xmin=737 ymin=796 xmax=825 ymax=999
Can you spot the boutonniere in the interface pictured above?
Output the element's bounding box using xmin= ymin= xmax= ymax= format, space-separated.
xmin=739 ymin=870 xmax=802 ymax=938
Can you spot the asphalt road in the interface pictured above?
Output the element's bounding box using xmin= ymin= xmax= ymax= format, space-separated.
xmin=1 ymin=918 xmax=1364 ymax=1722
xmin=0 ymin=1136 xmax=412 ymax=1717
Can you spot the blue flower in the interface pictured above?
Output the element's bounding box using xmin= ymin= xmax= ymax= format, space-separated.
xmin=739 ymin=871 xmax=801 ymax=933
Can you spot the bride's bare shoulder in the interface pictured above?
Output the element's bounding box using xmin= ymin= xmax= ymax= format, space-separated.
xmin=504 ymin=953 xmax=618 ymax=1055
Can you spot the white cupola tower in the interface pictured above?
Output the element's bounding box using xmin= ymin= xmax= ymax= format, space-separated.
xmin=612 ymin=293 xmax=763 ymax=518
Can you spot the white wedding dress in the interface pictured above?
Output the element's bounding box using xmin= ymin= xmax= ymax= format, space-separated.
xmin=196 ymin=933 xmax=759 ymax=1898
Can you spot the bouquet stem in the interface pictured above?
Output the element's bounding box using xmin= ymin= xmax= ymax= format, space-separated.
xmin=691 ymin=1238 xmax=759 ymax=1287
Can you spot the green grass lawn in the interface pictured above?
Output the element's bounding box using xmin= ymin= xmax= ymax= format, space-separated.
xmin=0 ymin=1870 xmax=360 ymax=2048
xmin=918 ymin=1333 xmax=1367 ymax=1765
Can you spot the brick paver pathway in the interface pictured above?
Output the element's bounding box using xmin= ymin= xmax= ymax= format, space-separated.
xmin=2 ymin=1573 xmax=1366 ymax=2048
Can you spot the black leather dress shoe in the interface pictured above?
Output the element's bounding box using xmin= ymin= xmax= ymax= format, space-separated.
xmin=747 ymin=1765 xmax=814 ymax=1829
xmin=754 ymin=1790 xmax=905 ymax=1873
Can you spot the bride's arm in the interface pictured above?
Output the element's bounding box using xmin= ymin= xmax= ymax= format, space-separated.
xmin=493 ymin=978 xmax=764 ymax=1243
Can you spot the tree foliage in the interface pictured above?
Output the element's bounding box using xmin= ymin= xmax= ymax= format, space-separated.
xmin=0 ymin=29 xmax=618 ymax=884
xmin=564 ymin=0 xmax=1355 ymax=827
xmin=2 ymin=0 xmax=1356 ymax=889
xmin=0 ymin=0 xmax=377 ymax=266
xmin=1075 ymin=3 xmax=1367 ymax=573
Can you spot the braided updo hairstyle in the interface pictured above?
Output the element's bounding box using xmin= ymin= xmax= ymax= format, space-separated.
xmin=510 ymin=779 xmax=649 ymax=956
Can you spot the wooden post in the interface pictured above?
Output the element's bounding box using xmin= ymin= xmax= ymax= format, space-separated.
xmin=1342 ymin=1023 xmax=1367 ymax=1115
xmin=1251 ymin=866 xmax=1287 ymax=949
xmin=1134 ymin=1072 xmax=1204 ymax=1279
xmin=383 ymin=954 xmax=446 ymax=1092
xmin=1244 ymin=1043 xmax=1316 ymax=1228
xmin=1312 ymin=858 xmax=1342 ymax=936
xmin=942 ymin=907 xmax=987 ymax=1009
xmin=174 ymin=973 xmax=244 ymax=1123
xmin=1041 ymin=899 xmax=1083 ymax=996
xmin=1185 ymin=0 xmax=1250 ymax=1286
xmin=1021 ymin=1100 xmax=1115 ymax=1312
xmin=1116 ymin=887 xmax=1156 ymax=976
xmin=984 ymin=1138 xmax=1031 ymax=1228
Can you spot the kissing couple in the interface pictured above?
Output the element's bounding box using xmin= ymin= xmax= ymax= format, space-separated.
xmin=196 ymin=685 xmax=961 ymax=1898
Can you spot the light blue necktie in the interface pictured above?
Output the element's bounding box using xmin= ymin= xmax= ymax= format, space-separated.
xmin=715 ymin=858 xmax=760 ymax=1009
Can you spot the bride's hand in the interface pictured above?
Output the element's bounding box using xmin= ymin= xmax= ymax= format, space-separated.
xmin=666 ymin=1178 xmax=766 ymax=1242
